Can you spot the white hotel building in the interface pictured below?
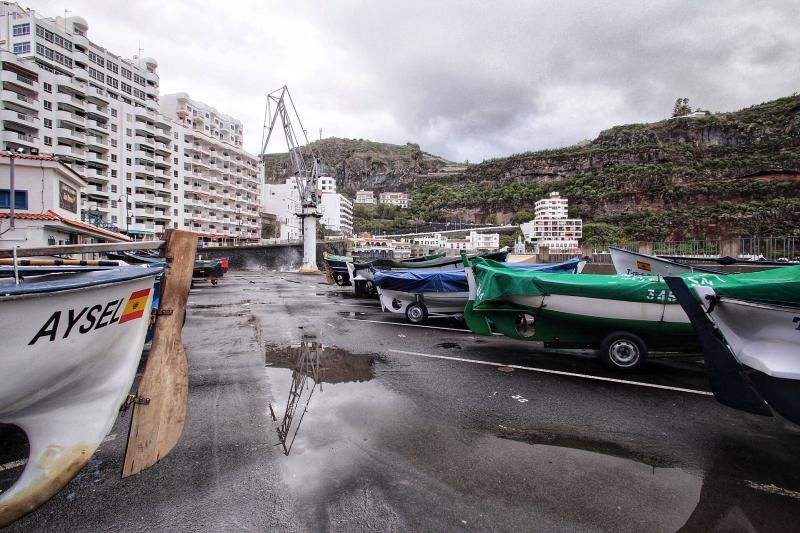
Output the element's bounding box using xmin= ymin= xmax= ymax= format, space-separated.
xmin=520 ymin=191 xmax=582 ymax=252
xmin=0 ymin=3 xmax=261 ymax=243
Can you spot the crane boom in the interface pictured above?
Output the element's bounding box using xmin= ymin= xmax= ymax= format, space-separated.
xmin=260 ymin=86 xmax=322 ymax=272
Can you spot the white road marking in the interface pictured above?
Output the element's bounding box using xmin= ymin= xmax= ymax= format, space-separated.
xmin=0 ymin=433 xmax=118 ymax=472
xmin=342 ymin=317 xmax=503 ymax=335
xmin=388 ymin=349 xmax=714 ymax=396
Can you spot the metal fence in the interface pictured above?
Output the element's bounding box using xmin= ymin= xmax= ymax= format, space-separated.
xmin=739 ymin=236 xmax=799 ymax=261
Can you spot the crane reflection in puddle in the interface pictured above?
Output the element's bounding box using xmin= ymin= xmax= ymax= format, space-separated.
xmin=266 ymin=338 xmax=374 ymax=456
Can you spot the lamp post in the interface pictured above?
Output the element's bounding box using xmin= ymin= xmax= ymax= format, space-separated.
xmin=7 ymin=147 xmax=25 ymax=229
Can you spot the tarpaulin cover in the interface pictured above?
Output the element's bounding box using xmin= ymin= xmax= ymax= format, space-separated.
xmin=472 ymin=257 xmax=673 ymax=308
xmin=374 ymin=270 xmax=469 ymax=293
xmin=472 ymin=258 xmax=800 ymax=309
xmin=354 ymin=250 xmax=508 ymax=270
xmin=686 ymin=265 xmax=800 ymax=306
xmin=376 ymin=257 xmax=584 ymax=294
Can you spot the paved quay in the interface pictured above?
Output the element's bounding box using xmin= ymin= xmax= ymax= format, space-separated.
xmin=4 ymin=269 xmax=800 ymax=532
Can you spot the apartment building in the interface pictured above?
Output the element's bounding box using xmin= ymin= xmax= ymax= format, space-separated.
xmin=160 ymin=93 xmax=261 ymax=243
xmin=520 ymin=191 xmax=583 ymax=252
xmin=261 ymin=178 xmax=302 ymax=240
xmin=379 ymin=191 xmax=409 ymax=209
xmin=409 ymin=231 xmax=499 ymax=252
xmin=0 ymin=4 xmax=177 ymax=238
xmin=354 ymin=189 xmax=376 ymax=205
xmin=316 ymin=176 xmax=353 ymax=236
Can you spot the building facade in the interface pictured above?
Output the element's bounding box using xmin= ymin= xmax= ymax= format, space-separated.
xmin=261 ymin=178 xmax=302 ymax=241
xmin=160 ymin=93 xmax=261 ymax=244
xmin=0 ymin=153 xmax=128 ymax=246
xmin=378 ymin=191 xmax=409 ymax=209
xmin=0 ymin=4 xmax=262 ymax=244
xmin=354 ymin=189 xmax=376 ymax=205
xmin=520 ymin=191 xmax=583 ymax=252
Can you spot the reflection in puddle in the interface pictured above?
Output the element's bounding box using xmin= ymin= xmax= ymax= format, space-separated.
xmin=336 ymin=311 xmax=369 ymax=318
xmin=266 ymin=340 xmax=374 ymax=455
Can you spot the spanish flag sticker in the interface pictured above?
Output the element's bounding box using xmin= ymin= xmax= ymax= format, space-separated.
xmin=119 ymin=288 xmax=151 ymax=324
xmin=636 ymin=260 xmax=652 ymax=272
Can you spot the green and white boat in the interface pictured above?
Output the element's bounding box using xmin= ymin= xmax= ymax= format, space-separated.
xmin=463 ymin=257 xmax=699 ymax=370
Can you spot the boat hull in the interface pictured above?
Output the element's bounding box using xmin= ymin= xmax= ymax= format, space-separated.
xmin=378 ymin=288 xmax=470 ymax=319
xmin=0 ymin=273 xmax=157 ymax=526
xmin=609 ymin=247 xmax=721 ymax=276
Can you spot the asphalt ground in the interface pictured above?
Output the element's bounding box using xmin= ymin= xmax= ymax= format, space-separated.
xmin=3 ymin=269 xmax=800 ymax=532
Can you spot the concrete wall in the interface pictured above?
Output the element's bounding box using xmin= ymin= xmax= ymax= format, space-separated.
xmin=197 ymin=241 xmax=347 ymax=270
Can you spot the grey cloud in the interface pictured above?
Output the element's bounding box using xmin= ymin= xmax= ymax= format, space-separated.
xmin=32 ymin=0 xmax=800 ymax=162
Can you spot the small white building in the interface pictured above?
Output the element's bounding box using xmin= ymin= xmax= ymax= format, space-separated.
xmin=468 ymin=231 xmax=500 ymax=252
xmin=520 ymin=191 xmax=582 ymax=253
xmin=261 ymin=178 xmax=302 ymax=241
xmin=355 ymin=189 xmax=376 ymax=205
xmin=410 ymin=231 xmax=499 ymax=252
xmin=379 ymin=191 xmax=409 ymax=209
xmin=319 ymin=192 xmax=353 ymax=235
xmin=0 ymin=153 xmax=129 ymax=247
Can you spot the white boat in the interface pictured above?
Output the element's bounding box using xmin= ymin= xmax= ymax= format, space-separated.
xmin=609 ymin=246 xmax=723 ymax=276
xmin=665 ymin=266 xmax=800 ymax=425
xmin=0 ymin=266 xmax=161 ymax=525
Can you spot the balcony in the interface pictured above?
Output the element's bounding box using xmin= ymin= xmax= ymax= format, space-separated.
xmin=55 ymin=126 xmax=87 ymax=144
xmin=134 ymin=164 xmax=155 ymax=176
xmin=56 ymin=110 xmax=86 ymax=126
xmin=1 ymin=70 xmax=38 ymax=90
xmin=1 ymin=109 xmax=38 ymax=130
xmin=145 ymin=70 xmax=159 ymax=84
xmin=72 ymin=33 xmax=90 ymax=49
xmin=73 ymin=66 xmax=89 ymax=82
xmin=1 ymin=130 xmax=38 ymax=149
xmin=86 ymin=102 xmax=109 ymax=119
xmin=2 ymin=90 xmax=38 ymax=111
xmin=87 ymin=86 xmax=109 ymax=104
xmin=84 ymin=167 xmax=108 ymax=181
xmin=72 ymin=48 xmax=88 ymax=66
xmin=86 ymin=135 xmax=109 ymax=150
xmin=87 ymin=150 xmax=109 ymax=165
xmin=53 ymin=144 xmax=86 ymax=159
xmin=135 ymin=121 xmax=155 ymax=136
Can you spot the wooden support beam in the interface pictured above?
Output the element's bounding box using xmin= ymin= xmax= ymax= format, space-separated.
xmin=0 ymin=241 xmax=164 ymax=259
xmin=122 ymin=230 xmax=197 ymax=478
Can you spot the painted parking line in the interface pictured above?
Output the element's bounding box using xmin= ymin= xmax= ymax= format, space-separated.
xmin=342 ymin=317 xmax=502 ymax=335
xmin=388 ymin=349 xmax=714 ymax=396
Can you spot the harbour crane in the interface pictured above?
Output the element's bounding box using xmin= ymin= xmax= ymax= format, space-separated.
xmin=260 ymin=86 xmax=322 ymax=272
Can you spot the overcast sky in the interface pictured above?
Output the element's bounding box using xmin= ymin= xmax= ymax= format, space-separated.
xmin=33 ymin=0 xmax=800 ymax=162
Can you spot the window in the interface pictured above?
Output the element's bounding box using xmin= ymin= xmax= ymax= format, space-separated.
xmin=126 ymin=143 xmax=132 ymax=151
xmin=121 ymin=67 xmax=132 ymax=80
xmin=107 ymin=61 xmax=118 ymax=74
xmin=13 ymin=42 xmax=31 ymax=54
xmin=0 ymin=190 xmax=28 ymax=210
xmin=43 ymin=100 xmax=52 ymax=110
xmin=111 ymin=170 xmax=117 ymax=177
xmin=125 ymin=128 xmax=132 ymax=136
xmin=111 ymin=215 xmax=118 ymax=223
xmin=125 ymin=158 xmax=131 ymax=165
xmin=111 ymin=200 xmax=117 ymax=208
xmin=173 ymin=209 xmax=178 ymax=216
xmin=110 ymin=139 xmax=118 ymax=147
xmin=44 ymin=118 xmax=52 ymax=128
xmin=173 ymin=196 xmax=178 ymax=203
xmin=111 ymin=154 xmax=117 ymax=162
xmin=110 ymin=124 xmax=118 ymax=132
xmin=88 ymin=51 xmax=105 ymax=67
xmin=13 ymin=23 xmax=30 ymax=36
xmin=173 ymin=183 xmax=179 ymax=190
xmin=43 ymin=82 xmax=52 ymax=93
xmin=173 ymin=170 xmax=179 ymax=177
xmin=126 ymin=173 xmax=132 ymax=180
xmin=111 ymin=185 xmax=117 ymax=193
xmin=44 ymin=136 xmax=53 ymax=146
xmin=88 ymin=67 xmax=104 ymax=82
xmin=107 ymin=76 xmax=119 ymax=89
xmin=120 ymin=82 xmax=132 ymax=95
xmin=134 ymin=74 xmax=145 ymax=86
xmin=110 ymin=108 xmax=118 ymax=117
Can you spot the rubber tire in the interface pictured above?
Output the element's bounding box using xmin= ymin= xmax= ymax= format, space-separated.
xmin=364 ymin=280 xmax=377 ymax=296
xmin=354 ymin=281 xmax=364 ymax=297
xmin=599 ymin=331 xmax=648 ymax=371
xmin=405 ymin=302 xmax=429 ymax=325
xmin=335 ymin=274 xmax=346 ymax=286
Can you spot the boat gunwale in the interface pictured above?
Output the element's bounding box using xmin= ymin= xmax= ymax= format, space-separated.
xmin=0 ymin=266 xmax=163 ymax=300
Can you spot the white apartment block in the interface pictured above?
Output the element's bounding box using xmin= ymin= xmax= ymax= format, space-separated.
xmin=409 ymin=231 xmax=499 ymax=252
xmin=319 ymin=190 xmax=353 ymax=236
xmin=355 ymin=189 xmax=376 ymax=205
xmin=379 ymin=191 xmax=409 ymax=208
xmin=521 ymin=191 xmax=583 ymax=252
xmin=262 ymin=178 xmax=302 ymax=241
xmin=160 ymin=93 xmax=260 ymax=243
xmin=0 ymin=4 xmax=178 ymax=238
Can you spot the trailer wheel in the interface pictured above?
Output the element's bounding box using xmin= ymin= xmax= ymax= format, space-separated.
xmin=405 ymin=302 xmax=428 ymax=325
xmin=335 ymin=274 xmax=346 ymax=286
xmin=364 ymin=280 xmax=377 ymax=296
xmin=600 ymin=332 xmax=648 ymax=371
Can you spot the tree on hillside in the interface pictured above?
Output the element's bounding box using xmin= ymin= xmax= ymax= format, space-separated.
xmin=672 ymin=97 xmax=692 ymax=117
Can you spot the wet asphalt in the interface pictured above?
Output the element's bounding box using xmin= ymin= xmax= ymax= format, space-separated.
xmin=3 ymin=269 xmax=800 ymax=532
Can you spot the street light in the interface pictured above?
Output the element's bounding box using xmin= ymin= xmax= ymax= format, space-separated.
xmin=7 ymin=147 xmax=25 ymax=229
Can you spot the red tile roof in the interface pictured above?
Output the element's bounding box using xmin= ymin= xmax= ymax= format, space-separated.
xmin=0 ymin=153 xmax=87 ymax=183
xmin=0 ymin=210 xmax=130 ymax=241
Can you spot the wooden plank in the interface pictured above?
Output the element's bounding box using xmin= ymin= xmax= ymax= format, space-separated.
xmin=0 ymin=241 xmax=164 ymax=259
xmin=0 ymin=258 xmax=124 ymax=266
xmin=122 ymin=230 xmax=197 ymax=478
